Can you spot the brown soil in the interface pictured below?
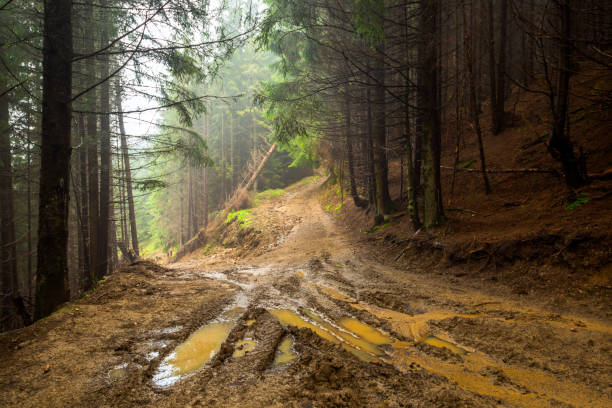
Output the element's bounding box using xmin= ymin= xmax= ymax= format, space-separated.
xmin=1 ymin=177 xmax=610 ymax=407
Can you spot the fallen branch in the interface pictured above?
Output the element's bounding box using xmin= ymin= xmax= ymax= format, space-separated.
xmin=446 ymin=207 xmax=479 ymax=215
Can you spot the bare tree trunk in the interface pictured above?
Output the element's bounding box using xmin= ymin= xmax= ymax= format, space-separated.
xmin=203 ymin=113 xmax=209 ymax=228
xmin=77 ymin=114 xmax=91 ymax=290
xmin=115 ymin=80 xmax=139 ymax=256
xmin=365 ymin=87 xmax=376 ymax=207
xmin=548 ymin=0 xmax=586 ymax=188
xmin=345 ymin=89 xmax=363 ymax=207
xmin=97 ymin=24 xmax=111 ymax=280
xmin=85 ymin=0 xmax=98 ymax=287
xmin=404 ymin=0 xmax=420 ymax=229
xmin=420 ymin=0 xmax=443 ymax=228
xmin=0 ymin=69 xmax=20 ymax=330
xmin=220 ymin=110 xmax=226 ymax=203
xmin=35 ymin=0 xmax=73 ymax=320
xmin=373 ymin=48 xmax=392 ymax=220
xmin=494 ymin=0 xmax=508 ymax=134
xmin=463 ymin=0 xmax=492 ymax=194
xmin=488 ymin=0 xmax=498 ymax=134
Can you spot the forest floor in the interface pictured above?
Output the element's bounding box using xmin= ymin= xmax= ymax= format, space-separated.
xmin=1 ymin=176 xmax=610 ymax=408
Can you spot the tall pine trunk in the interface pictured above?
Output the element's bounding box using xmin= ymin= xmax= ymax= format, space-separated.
xmin=0 ymin=69 xmax=20 ymax=330
xmin=373 ymin=48 xmax=392 ymax=220
xmin=35 ymin=0 xmax=73 ymax=320
xmin=420 ymin=0 xmax=443 ymax=228
xmin=97 ymin=25 xmax=111 ymax=280
xmin=494 ymin=0 xmax=508 ymax=134
xmin=548 ymin=0 xmax=586 ymax=188
xmin=115 ymin=80 xmax=139 ymax=256
xmin=85 ymin=0 xmax=98 ymax=287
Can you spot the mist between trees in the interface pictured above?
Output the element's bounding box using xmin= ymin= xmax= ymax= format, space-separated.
xmin=0 ymin=0 xmax=610 ymax=330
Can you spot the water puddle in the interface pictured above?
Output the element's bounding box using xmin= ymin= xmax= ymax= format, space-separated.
xmin=108 ymin=363 xmax=128 ymax=380
xmin=223 ymin=307 xmax=247 ymax=319
xmin=315 ymin=284 xmax=356 ymax=303
xmin=273 ymin=336 xmax=297 ymax=367
xmin=232 ymin=339 xmax=257 ymax=358
xmin=153 ymin=320 xmax=235 ymax=387
xmin=270 ymin=308 xmax=407 ymax=362
xmin=422 ymin=336 xmax=466 ymax=355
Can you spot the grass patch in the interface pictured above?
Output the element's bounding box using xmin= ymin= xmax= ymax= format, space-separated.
xmin=565 ymin=193 xmax=590 ymax=210
xmin=226 ymin=209 xmax=253 ymax=227
xmin=202 ymin=243 xmax=213 ymax=255
xmin=255 ymin=188 xmax=285 ymax=205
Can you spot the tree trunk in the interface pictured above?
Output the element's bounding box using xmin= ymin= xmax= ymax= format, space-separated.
xmin=85 ymin=0 xmax=98 ymax=287
xmin=548 ymin=0 xmax=586 ymax=188
xmin=35 ymin=0 xmax=73 ymax=320
xmin=115 ymin=80 xmax=139 ymax=256
xmin=373 ymin=49 xmax=392 ymax=220
xmin=203 ymin=113 xmax=209 ymax=228
xmin=77 ymin=114 xmax=91 ymax=290
xmin=494 ymin=0 xmax=508 ymax=134
xmin=463 ymin=0 xmax=492 ymax=194
xmin=97 ymin=24 xmax=111 ymax=280
xmin=488 ymin=0 xmax=498 ymax=134
xmin=0 ymin=68 xmax=20 ymax=330
xmin=420 ymin=0 xmax=443 ymax=228
xmin=345 ymin=90 xmax=362 ymax=207
xmin=365 ymin=87 xmax=376 ymax=207
xmin=220 ymin=110 xmax=226 ymax=204
xmin=405 ymin=0 xmax=420 ymax=229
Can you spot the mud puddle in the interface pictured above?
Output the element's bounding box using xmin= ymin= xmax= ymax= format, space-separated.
xmin=272 ymin=336 xmax=297 ymax=367
xmin=269 ymin=308 xmax=408 ymax=363
xmin=232 ymin=339 xmax=257 ymax=358
xmin=153 ymin=320 xmax=235 ymax=387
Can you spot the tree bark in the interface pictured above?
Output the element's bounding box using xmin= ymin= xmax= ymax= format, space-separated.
xmin=77 ymin=114 xmax=91 ymax=290
xmin=420 ymin=0 xmax=443 ymax=228
xmin=548 ymin=0 xmax=586 ymax=188
xmin=494 ymin=0 xmax=508 ymax=134
xmin=85 ymin=0 xmax=98 ymax=287
xmin=0 ymin=67 xmax=20 ymax=330
xmin=35 ymin=0 xmax=73 ymax=320
xmin=97 ymin=24 xmax=111 ymax=280
xmin=344 ymin=89 xmax=363 ymax=207
xmin=404 ymin=0 xmax=420 ymax=229
xmin=373 ymin=48 xmax=392 ymax=220
xmin=488 ymin=0 xmax=498 ymax=134
xmin=115 ymin=80 xmax=139 ymax=256
xmin=462 ymin=0 xmax=492 ymax=194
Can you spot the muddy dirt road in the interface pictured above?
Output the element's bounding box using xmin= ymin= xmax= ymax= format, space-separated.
xmin=1 ymin=179 xmax=610 ymax=407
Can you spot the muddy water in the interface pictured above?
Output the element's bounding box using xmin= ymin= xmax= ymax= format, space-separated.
xmin=270 ymin=308 xmax=411 ymax=362
xmin=153 ymin=321 xmax=234 ymax=387
xmin=272 ymin=336 xmax=297 ymax=367
xmin=232 ymin=339 xmax=257 ymax=358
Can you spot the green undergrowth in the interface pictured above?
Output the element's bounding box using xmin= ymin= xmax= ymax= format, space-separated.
xmin=226 ymin=208 xmax=253 ymax=227
xmin=255 ymin=188 xmax=285 ymax=205
xmin=565 ymin=193 xmax=590 ymax=210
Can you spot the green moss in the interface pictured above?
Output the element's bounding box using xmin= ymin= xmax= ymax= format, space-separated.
xmin=226 ymin=209 xmax=253 ymax=227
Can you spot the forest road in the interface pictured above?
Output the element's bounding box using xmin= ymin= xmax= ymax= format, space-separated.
xmin=1 ymin=178 xmax=610 ymax=407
